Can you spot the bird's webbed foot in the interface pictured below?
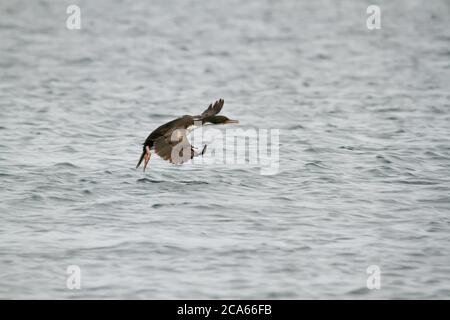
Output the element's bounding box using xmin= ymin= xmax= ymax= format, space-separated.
xmin=201 ymin=144 xmax=207 ymax=156
xmin=190 ymin=145 xmax=207 ymax=159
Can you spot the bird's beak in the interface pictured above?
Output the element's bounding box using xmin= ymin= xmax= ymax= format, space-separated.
xmin=226 ymin=119 xmax=239 ymax=124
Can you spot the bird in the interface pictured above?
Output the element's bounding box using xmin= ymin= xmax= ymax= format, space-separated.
xmin=136 ymin=99 xmax=238 ymax=171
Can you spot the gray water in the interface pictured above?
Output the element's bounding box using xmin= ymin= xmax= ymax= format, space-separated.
xmin=1 ymin=0 xmax=450 ymax=299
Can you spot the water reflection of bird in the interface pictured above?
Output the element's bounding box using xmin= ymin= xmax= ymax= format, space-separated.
xmin=136 ymin=99 xmax=238 ymax=171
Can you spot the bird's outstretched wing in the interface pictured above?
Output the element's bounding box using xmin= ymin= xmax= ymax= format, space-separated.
xmin=200 ymin=99 xmax=224 ymax=119
xmin=153 ymin=129 xmax=196 ymax=165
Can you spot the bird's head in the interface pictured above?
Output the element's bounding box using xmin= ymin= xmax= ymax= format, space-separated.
xmin=204 ymin=115 xmax=239 ymax=125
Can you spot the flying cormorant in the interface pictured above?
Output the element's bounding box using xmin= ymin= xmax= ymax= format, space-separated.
xmin=136 ymin=99 xmax=238 ymax=171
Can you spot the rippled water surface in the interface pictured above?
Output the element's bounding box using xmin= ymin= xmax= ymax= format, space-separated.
xmin=1 ymin=0 xmax=450 ymax=299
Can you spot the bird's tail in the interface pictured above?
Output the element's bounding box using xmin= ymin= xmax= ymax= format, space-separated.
xmin=136 ymin=148 xmax=146 ymax=169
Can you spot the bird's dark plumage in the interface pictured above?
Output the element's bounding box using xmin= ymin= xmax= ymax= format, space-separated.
xmin=136 ymin=99 xmax=237 ymax=171
xmin=200 ymin=99 xmax=224 ymax=118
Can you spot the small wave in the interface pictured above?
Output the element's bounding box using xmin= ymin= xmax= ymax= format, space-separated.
xmin=366 ymin=168 xmax=390 ymax=177
xmin=47 ymin=196 xmax=76 ymax=202
xmin=60 ymin=146 xmax=77 ymax=153
xmin=395 ymin=180 xmax=439 ymax=185
xmin=27 ymin=194 xmax=45 ymax=201
xmin=0 ymin=172 xmax=14 ymax=177
xmin=375 ymin=155 xmax=392 ymax=164
xmin=347 ymin=287 xmax=370 ymax=295
xmin=287 ymin=125 xmax=304 ymax=130
xmin=374 ymin=107 xmax=404 ymax=113
xmin=314 ymin=53 xmax=331 ymax=60
xmin=305 ymin=161 xmax=329 ymax=169
xmin=179 ymin=180 xmax=209 ymax=185
xmin=53 ymin=162 xmax=79 ymax=168
xmin=424 ymin=151 xmax=448 ymax=160
xmin=79 ymin=178 xmax=98 ymax=184
xmin=418 ymin=197 xmax=450 ymax=203
xmin=137 ymin=178 xmax=164 ymax=183
xmin=65 ymin=57 xmax=93 ymax=65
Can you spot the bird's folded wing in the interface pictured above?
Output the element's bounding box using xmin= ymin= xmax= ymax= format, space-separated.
xmin=153 ymin=136 xmax=174 ymax=161
xmin=200 ymin=99 xmax=224 ymax=118
xmin=154 ymin=133 xmax=193 ymax=164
